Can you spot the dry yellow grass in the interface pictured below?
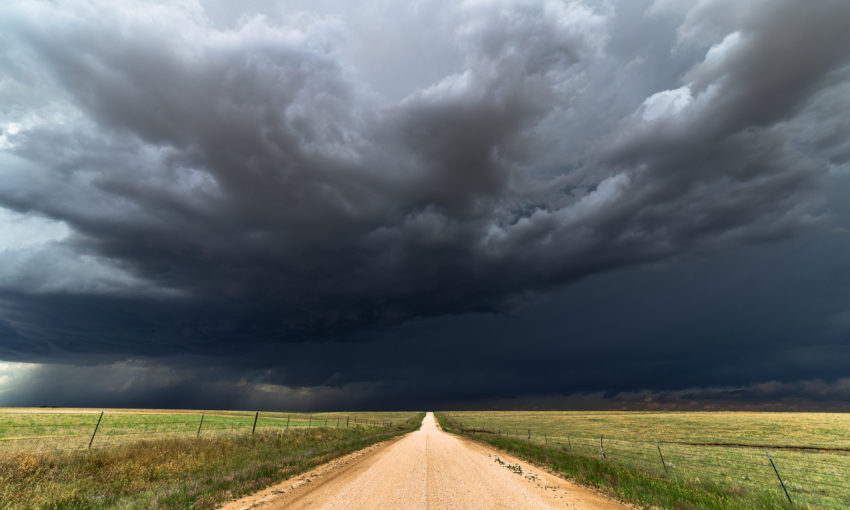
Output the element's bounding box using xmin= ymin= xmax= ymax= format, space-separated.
xmin=0 ymin=411 xmax=425 ymax=509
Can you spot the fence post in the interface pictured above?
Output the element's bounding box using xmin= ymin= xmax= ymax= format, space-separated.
xmin=252 ymin=412 xmax=259 ymax=435
xmin=286 ymin=415 xmax=290 ymax=430
xmin=197 ymin=412 xmax=205 ymax=438
xmin=88 ymin=410 xmax=104 ymax=449
xmin=498 ymin=427 xmax=501 ymax=436
xmin=309 ymin=415 xmax=312 ymax=428
xmin=347 ymin=416 xmax=350 ymax=427
xmin=337 ymin=416 xmax=340 ymax=428
xmin=567 ymin=434 xmax=572 ymax=452
xmin=600 ymin=435 xmax=606 ymax=460
xmin=528 ymin=429 xmax=531 ymax=440
xmin=545 ymin=433 xmax=548 ymax=445
xmin=766 ymin=451 xmax=792 ymax=504
xmin=656 ymin=441 xmax=668 ymax=473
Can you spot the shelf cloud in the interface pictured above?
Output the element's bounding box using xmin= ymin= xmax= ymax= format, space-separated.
xmin=1 ymin=0 xmax=849 ymax=409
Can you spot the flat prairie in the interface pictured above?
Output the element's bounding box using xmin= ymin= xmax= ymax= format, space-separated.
xmin=0 ymin=408 xmax=423 ymax=509
xmin=0 ymin=407 xmax=415 ymax=451
xmin=441 ymin=411 xmax=850 ymax=509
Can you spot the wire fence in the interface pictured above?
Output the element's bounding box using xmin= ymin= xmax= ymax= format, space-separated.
xmin=443 ymin=414 xmax=850 ymax=509
xmin=0 ymin=410 xmax=406 ymax=453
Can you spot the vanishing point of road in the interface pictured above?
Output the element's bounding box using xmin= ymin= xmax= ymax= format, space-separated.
xmin=221 ymin=412 xmax=630 ymax=510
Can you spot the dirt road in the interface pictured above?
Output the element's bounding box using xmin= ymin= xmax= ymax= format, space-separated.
xmin=221 ymin=412 xmax=630 ymax=510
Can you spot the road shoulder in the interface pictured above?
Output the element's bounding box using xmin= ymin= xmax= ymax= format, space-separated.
xmin=217 ymin=434 xmax=409 ymax=510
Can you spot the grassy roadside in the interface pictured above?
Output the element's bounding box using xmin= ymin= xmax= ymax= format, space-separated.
xmin=434 ymin=412 xmax=789 ymax=510
xmin=1 ymin=412 xmax=424 ymax=510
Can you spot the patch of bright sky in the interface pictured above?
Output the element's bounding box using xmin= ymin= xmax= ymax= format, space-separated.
xmin=0 ymin=208 xmax=182 ymax=297
xmin=0 ymin=360 xmax=39 ymax=395
xmin=0 ymin=207 xmax=70 ymax=251
xmin=640 ymin=85 xmax=692 ymax=121
xmin=0 ymin=122 xmax=22 ymax=150
xmin=704 ymin=31 xmax=741 ymax=62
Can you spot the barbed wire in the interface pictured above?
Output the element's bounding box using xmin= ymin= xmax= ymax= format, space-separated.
xmin=443 ymin=413 xmax=850 ymax=507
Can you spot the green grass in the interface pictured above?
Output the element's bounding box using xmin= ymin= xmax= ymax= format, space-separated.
xmin=0 ymin=408 xmax=415 ymax=452
xmin=0 ymin=410 xmax=424 ymax=509
xmin=437 ymin=411 xmax=850 ymax=509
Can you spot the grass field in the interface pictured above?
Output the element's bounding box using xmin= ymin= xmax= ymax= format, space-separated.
xmin=0 ymin=408 xmax=414 ymax=452
xmin=438 ymin=411 xmax=850 ymax=509
xmin=0 ymin=408 xmax=424 ymax=509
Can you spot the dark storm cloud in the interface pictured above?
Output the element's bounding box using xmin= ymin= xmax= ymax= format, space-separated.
xmin=1 ymin=0 xmax=850 ymax=408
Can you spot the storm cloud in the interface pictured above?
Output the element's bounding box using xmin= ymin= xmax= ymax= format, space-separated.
xmin=1 ymin=0 xmax=850 ymax=409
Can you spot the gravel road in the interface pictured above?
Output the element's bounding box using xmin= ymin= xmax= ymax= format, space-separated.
xmin=220 ymin=412 xmax=630 ymax=510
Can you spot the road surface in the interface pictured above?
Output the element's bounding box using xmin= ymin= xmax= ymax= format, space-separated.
xmin=221 ymin=412 xmax=630 ymax=510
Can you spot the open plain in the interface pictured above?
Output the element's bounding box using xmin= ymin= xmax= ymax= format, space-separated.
xmin=222 ymin=412 xmax=629 ymax=510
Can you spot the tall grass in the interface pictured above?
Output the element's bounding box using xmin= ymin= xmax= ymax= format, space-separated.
xmin=435 ymin=412 xmax=794 ymax=510
xmin=439 ymin=410 xmax=850 ymax=509
xmin=1 ymin=412 xmax=424 ymax=510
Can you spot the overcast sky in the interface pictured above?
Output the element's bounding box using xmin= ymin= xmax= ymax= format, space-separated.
xmin=1 ymin=0 xmax=850 ymax=411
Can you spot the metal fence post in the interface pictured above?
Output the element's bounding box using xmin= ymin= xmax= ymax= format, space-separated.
xmin=656 ymin=441 xmax=668 ymax=473
xmin=600 ymin=435 xmax=606 ymax=460
xmin=252 ymin=412 xmax=259 ymax=435
xmin=766 ymin=451 xmax=792 ymax=504
xmin=197 ymin=412 xmax=205 ymax=438
xmin=88 ymin=410 xmax=104 ymax=449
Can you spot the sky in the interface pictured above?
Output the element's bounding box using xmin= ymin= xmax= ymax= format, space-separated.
xmin=1 ymin=0 xmax=850 ymax=411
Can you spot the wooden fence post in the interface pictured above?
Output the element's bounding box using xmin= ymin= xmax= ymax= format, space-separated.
xmin=600 ymin=435 xmax=606 ymax=460
xmin=88 ymin=410 xmax=104 ymax=449
xmin=347 ymin=416 xmax=350 ymax=427
xmin=252 ymin=412 xmax=259 ymax=435
xmin=286 ymin=415 xmax=290 ymax=430
xmin=567 ymin=434 xmax=572 ymax=452
xmin=766 ymin=451 xmax=792 ymax=504
xmin=197 ymin=412 xmax=205 ymax=438
xmin=309 ymin=415 xmax=312 ymax=428
xmin=528 ymin=429 xmax=531 ymax=440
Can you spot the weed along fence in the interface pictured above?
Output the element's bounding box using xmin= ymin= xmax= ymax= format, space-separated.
xmin=0 ymin=409 xmax=410 ymax=453
xmin=443 ymin=412 xmax=850 ymax=509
